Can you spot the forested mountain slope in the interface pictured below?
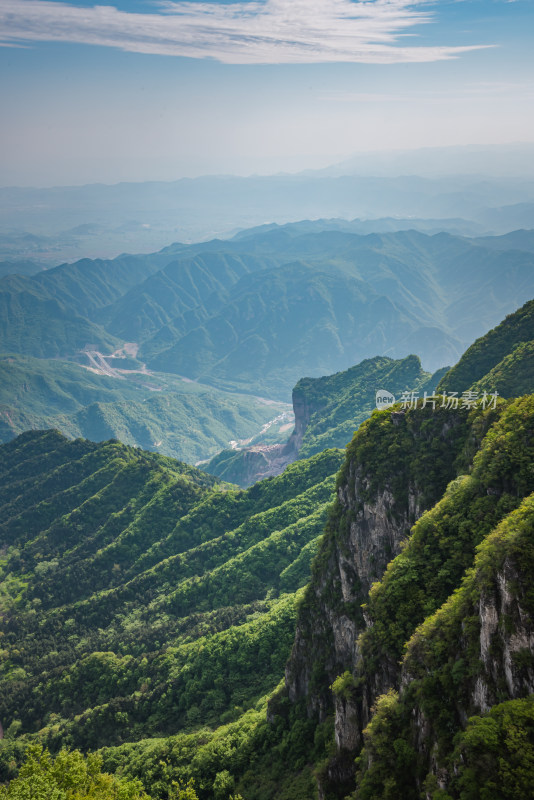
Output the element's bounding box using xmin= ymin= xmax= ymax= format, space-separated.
xmin=0 ymin=249 xmax=182 ymax=358
xmin=1 ymin=395 xmax=533 ymax=798
xmin=438 ymin=297 xmax=534 ymax=396
xmin=1 ymin=277 xmax=534 ymax=800
xmin=0 ymin=354 xmax=290 ymax=464
xmin=67 ymin=389 xmax=531 ymax=800
xmin=100 ymin=252 xmax=277 ymax=343
xmin=0 ymin=276 xmax=119 ymax=358
xmin=273 ymin=301 xmax=534 ymax=799
xmin=273 ymin=394 xmax=534 ymax=800
xmin=0 ymin=431 xmax=343 ymax=758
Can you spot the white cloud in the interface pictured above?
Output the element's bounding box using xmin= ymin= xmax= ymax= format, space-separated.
xmin=0 ymin=0 xmax=490 ymax=64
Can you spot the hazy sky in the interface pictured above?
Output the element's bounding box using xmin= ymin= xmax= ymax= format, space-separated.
xmin=1 ymin=0 xmax=533 ymax=186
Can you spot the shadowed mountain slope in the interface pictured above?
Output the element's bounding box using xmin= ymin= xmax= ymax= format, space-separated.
xmin=2 ymin=225 xmax=534 ymax=399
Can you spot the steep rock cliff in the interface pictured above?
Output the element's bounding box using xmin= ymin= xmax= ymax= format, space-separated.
xmin=283 ymin=380 xmax=325 ymax=457
xmin=361 ymin=492 xmax=534 ymax=800
xmin=281 ymin=403 xmax=483 ymax=794
xmin=351 ymin=396 xmax=534 ymax=799
xmin=206 ymin=354 xmax=442 ymax=486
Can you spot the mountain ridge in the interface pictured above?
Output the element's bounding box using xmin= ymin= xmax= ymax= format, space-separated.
xmin=3 ymin=223 xmax=534 ymax=401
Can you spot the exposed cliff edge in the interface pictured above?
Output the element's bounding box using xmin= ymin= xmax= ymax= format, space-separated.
xmin=353 ymin=396 xmax=534 ymax=799
xmin=279 ymin=403 xmax=479 ymax=794
xmin=205 ymin=354 xmax=445 ymax=487
xmin=278 ymin=393 xmax=534 ymax=799
xmin=356 ymin=491 xmax=534 ymax=798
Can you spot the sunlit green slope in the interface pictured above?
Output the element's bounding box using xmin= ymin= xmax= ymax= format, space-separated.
xmin=0 ymin=431 xmax=342 ymax=756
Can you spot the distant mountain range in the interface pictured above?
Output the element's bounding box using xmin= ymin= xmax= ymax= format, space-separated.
xmin=2 ymin=222 xmax=534 ymax=403
xmin=1 ymin=167 xmax=534 ymax=264
xmin=314 ymin=143 xmax=534 ymax=179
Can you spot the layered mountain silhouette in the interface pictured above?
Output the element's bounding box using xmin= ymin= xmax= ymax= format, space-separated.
xmin=2 ymin=223 xmax=534 ymax=401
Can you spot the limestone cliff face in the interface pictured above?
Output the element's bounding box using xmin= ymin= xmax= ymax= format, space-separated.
xmin=281 ymin=406 xmax=473 ymax=795
xmin=285 ymin=473 xmax=420 ymax=718
xmin=283 ymin=469 xmax=424 ymax=797
xmin=206 ymin=380 xmax=325 ymax=487
xmin=339 ymin=397 xmax=534 ymax=799
xmin=284 ymin=383 xmax=325 ymax=458
xmin=404 ymin=547 xmax=534 ymax=798
xmin=474 ymin=559 xmax=534 ymax=712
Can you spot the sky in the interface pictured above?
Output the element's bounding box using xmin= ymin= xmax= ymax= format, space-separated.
xmin=1 ymin=0 xmax=533 ymax=186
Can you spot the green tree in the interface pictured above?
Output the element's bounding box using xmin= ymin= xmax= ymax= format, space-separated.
xmin=0 ymin=745 xmax=150 ymax=800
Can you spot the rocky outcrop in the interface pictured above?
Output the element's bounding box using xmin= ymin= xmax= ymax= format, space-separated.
xmin=206 ymin=381 xmax=327 ymax=486
xmin=405 ymin=551 xmax=534 ymax=800
xmin=285 ymin=474 xmax=421 ymax=706
xmin=205 ymin=443 xmax=293 ymax=487
xmin=283 ymin=383 xmax=326 ymax=458
xmin=474 ymin=559 xmax=534 ymax=712
xmin=283 ymin=474 xmax=423 ymax=791
xmin=334 ymin=693 xmax=359 ymax=752
xmin=280 ymin=405 xmax=474 ymax=795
